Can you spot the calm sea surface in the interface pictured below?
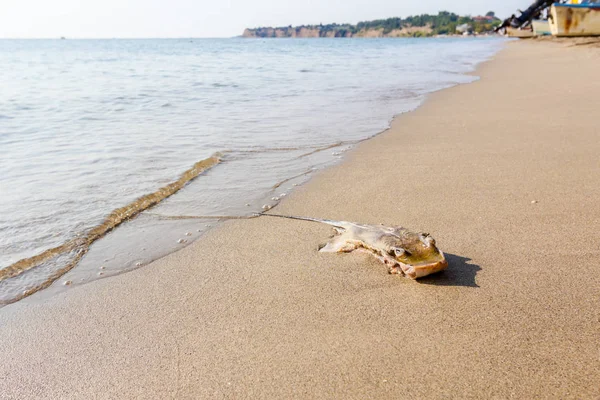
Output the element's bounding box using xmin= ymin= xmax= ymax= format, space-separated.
xmin=0 ymin=38 xmax=503 ymax=304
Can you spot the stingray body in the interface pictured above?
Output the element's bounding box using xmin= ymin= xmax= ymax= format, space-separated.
xmin=261 ymin=213 xmax=447 ymax=279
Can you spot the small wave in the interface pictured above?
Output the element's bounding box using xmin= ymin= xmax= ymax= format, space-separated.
xmin=272 ymin=168 xmax=314 ymax=190
xmin=212 ymin=83 xmax=239 ymax=88
xmin=236 ymin=146 xmax=304 ymax=153
xmin=229 ymin=142 xmax=356 ymax=159
xmin=0 ymin=115 xmax=13 ymax=119
xmin=294 ymin=139 xmax=367 ymax=160
xmin=295 ymin=142 xmax=343 ymax=159
xmin=161 ymin=103 xmax=172 ymax=108
xmin=87 ymin=58 xmax=118 ymax=63
xmin=0 ymin=153 xmax=222 ymax=305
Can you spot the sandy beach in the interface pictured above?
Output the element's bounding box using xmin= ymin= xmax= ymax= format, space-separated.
xmin=1 ymin=40 xmax=599 ymax=398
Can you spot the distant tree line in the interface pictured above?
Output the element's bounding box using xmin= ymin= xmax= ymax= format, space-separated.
xmin=245 ymin=11 xmax=501 ymax=38
xmin=354 ymin=11 xmax=500 ymax=35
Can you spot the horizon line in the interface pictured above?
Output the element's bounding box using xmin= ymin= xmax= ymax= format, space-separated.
xmin=0 ymin=36 xmax=238 ymax=40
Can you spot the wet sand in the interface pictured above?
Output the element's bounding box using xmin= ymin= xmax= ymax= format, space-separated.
xmin=1 ymin=40 xmax=599 ymax=398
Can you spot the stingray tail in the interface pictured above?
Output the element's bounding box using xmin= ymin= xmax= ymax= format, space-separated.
xmin=255 ymin=213 xmax=346 ymax=228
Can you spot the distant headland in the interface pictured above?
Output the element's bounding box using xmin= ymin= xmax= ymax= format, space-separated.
xmin=243 ymin=11 xmax=501 ymax=38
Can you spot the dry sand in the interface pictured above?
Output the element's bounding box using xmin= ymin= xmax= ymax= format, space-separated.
xmin=1 ymin=40 xmax=599 ymax=399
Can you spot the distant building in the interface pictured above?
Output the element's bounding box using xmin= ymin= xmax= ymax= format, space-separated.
xmin=456 ymin=23 xmax=472 ymax=33
xmin=473 ymin=15 xmax=496 ymax=22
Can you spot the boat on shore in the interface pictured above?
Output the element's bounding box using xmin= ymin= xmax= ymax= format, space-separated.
xmin=550 ymin=2 xmax=600 ymax=36
xmin=507 ymin=27 xmax=535 ymax=37
xmin=497 ymin=0 xmax=600 ymax=37
xmin=532 ymin=19 xmax=552 ymax=35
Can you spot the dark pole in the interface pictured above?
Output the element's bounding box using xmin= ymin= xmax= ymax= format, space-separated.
xmin=495 ymin=0 xmax=557 ymax=32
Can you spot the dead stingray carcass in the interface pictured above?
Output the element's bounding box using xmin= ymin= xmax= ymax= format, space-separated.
xmin=261 ymin=213 xmax=447 ymax=279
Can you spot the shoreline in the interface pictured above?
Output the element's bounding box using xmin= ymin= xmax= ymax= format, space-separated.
xmin=1 ymin=39 xmax=502 ymax=306
xmin=1 ymin=40 xmax=599 ymax=398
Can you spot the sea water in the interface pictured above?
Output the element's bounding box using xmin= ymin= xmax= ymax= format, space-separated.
xmin=0 ymin=38 xmax=503 ymax=304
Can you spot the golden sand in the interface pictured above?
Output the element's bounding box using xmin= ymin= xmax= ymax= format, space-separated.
xmin=0 ymin=41 xmax=598 ymax=398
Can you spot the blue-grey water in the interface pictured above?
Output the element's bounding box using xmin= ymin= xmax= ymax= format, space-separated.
xmin=0 ymin=38 xmax=503 ymax=304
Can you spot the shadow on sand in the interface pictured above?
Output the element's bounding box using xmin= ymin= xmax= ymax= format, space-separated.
xmin=418 ymin=253 xmax=481 ymax=288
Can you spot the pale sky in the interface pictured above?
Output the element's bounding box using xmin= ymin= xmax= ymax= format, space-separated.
xmin=0 ymin=0 xmax=525 ymax=38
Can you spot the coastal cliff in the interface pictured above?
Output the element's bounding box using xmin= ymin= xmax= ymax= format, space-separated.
xmin=242 ymin=26 xmax=433 ymax=38
xmin=243 ymin=12 xmax=500 ymax=38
